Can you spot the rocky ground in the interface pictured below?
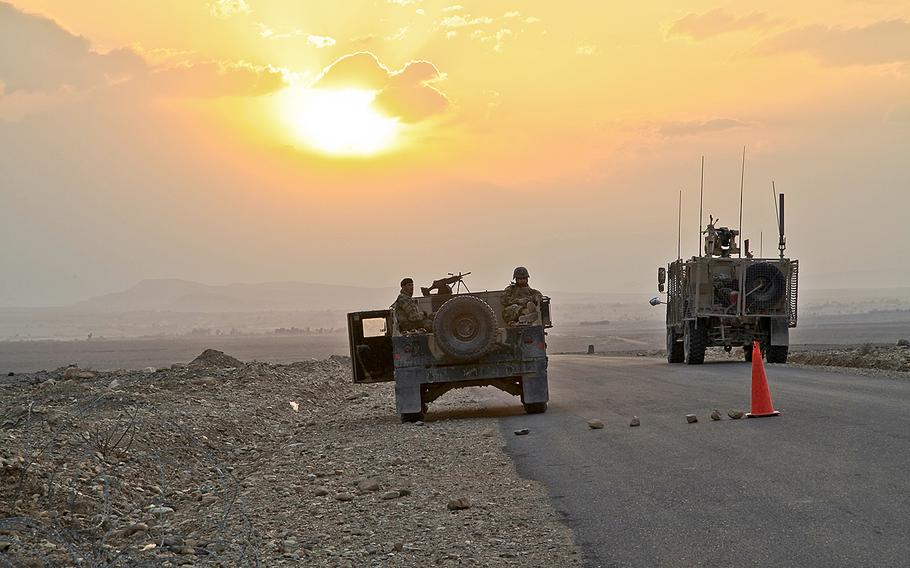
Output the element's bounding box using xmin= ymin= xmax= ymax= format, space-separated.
xmin=787 ymin=343 xmax=910 ymax=374
xmin=574 ymin=343 xmax=910 ymax=376
xmin=0 ymin=350 xmax=579 ymax=567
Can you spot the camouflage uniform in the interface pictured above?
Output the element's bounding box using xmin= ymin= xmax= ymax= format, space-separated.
xmin=393 ymin=292 xmax=433 ymax=332
xmin=501 ymin=283 xmax=543 ymax=325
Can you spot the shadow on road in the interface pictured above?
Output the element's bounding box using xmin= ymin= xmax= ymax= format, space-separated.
xmin=424 ymin=403 xmax=526 ymax=423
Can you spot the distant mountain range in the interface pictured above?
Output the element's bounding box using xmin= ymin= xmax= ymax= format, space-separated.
xmin=73 ymin=277 xmax=910 ymax=315
xmin=78 ymin=278 xmax=397 ymax=312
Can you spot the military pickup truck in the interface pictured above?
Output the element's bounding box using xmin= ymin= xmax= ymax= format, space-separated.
xmin=347 ymin=274 xmax=552 ymax=422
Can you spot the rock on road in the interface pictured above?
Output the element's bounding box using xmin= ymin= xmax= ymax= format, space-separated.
xmin=494 ymin=355 xmax=910 ymax=567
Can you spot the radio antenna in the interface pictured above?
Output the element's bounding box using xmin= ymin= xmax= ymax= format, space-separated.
xmin=677 ymin=190 xmax=682 ymax=260
xmin=738 ymin=146 xmax=745 ymax=258
xmin=698 ymin=156 xmax=705 ymax=257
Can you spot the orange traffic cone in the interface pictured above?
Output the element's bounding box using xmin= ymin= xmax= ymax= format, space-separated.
xmin=746 ymin=341 xmax=780 ymax=418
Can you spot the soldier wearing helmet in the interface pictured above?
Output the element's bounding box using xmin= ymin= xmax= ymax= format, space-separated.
xmin=502 ymin=266 xmax=543 ymax=325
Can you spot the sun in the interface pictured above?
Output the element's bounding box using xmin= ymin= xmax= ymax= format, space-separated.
xmin=282 ymin=88 xmax=400 ymax=156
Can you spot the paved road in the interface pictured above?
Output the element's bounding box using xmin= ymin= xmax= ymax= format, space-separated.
xmin=497 ymin=355 xmax=910 ymax=568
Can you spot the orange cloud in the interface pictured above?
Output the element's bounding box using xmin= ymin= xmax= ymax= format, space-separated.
xmin=0 ymin=1 xmax=286 ymax=100
xmin=667 ymin=9 xmax=781 ymax=40
xmin=757 ymin=20 xmax=910 ymax=67
xmin=659 ymin=118 xmax=749 ymax=137
xmin=0 ymin=1 xmax=145 ymax=93
xmin=313 ymin=52 xmax=449 ymax=122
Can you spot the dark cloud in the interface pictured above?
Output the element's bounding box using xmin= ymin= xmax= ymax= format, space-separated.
xmin=756 ymin=19 xmax=910 ymax=66
xmin=667 ymin=9 xmax=781 ymax=40
xmin=659 ymin=118 xmax=749 ymax=137
xmin=0 ymin=1 xmax=145 ymax=93
xmin=313 ymin=52 xmax=449 ymax=122
xmin=0 ymin=1 xmax=286 ymax=99
xmin=144 ymin=62 xmax=286 ymax=98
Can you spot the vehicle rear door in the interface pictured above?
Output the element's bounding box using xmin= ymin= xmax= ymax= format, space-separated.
xmin=347 ymin=310 xmax=394 ymax=383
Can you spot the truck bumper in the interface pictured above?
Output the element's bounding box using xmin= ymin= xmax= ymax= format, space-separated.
xmin=394 ymin=357 xmax=548 ymax=414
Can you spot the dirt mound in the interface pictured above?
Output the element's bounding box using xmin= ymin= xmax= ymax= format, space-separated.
xmin=0 ymin=356 xmax=579 ymax=566
xmin=187 ymin=348 xmax=243 ymax=369
xmin=789 ymin=345 xmax=910 ymax=373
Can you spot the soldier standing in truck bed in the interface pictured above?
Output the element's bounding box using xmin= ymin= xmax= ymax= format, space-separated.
xmin=502 ymin=266 xmax=543 ymax=325
xmin=393 ymin=277 xmax=434 ymax=332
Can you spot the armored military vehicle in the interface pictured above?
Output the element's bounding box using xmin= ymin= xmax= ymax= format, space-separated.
xmin=347 ymin=273 xmax=552 ymax=422
xmin=655 ymin=194 xmax=798 ymax=364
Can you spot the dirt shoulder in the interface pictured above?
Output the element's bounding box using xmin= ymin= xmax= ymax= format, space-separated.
xmin=0 ymin=352 xmax=579 ymax=567
xmin=566 ymin=344 xmax=910 ymax=377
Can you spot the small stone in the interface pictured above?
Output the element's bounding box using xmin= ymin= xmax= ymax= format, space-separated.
xmin=380 ymin=490 xmax=400 ymax=500
xmin=710 ymin=409 xmax=722 ymax=421
xmin=335 ymin=492 xmax=355 ymax=502
xmin=174 ymin=546 xmax=196 ymax=555
xmin=150 ymin=506 xmax=174 ymax=515
xmin=897 ymin=338 xmax=910 ymax=347
xmin=122 ymin=523 xmax=149 ymax=537
xmin=413 ymin=421 xmax=424 ymax=426
xmin=513 ymin=428 xmax=530 ymax=436
xmin=313 ymin=487 xmax=329 ymax=496
xmin=587 ymin=419 xmax=604 ymax=429
xmin=141 ymin=367 xmax=157 ymax=373
xmin=64 ymin=367 xmax=95 ymax=380
xmin=108 ymin=379 xmax=121 ymax=390
xmin=6 ymin=372 xmax=13 ymax=377
xmin=685 ymin=414 xmax=698 ymax=424
xmin=447 ymin=498 xmax=471 ymax=511
xmin=393 ymin=542 xmax=404 ymax=552
xmin=728 ymin=409 xmax=744 ymax=419
xmin=397 ymin=488 xmax=411 ymax=497
xmin=357 ymin=479 xmax=380 ymax=492
xmin=629 ymin=416 xmax=640 ymax=427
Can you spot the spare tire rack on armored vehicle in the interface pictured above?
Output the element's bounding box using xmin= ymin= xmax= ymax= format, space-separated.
xmin=432 ymin=295 xmax=498 ymax=362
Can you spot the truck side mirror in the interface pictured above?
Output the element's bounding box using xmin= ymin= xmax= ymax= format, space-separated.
xmin=658 ymin=283 xmax=665 ymax=293
xmin=658 ymin=267 xmax=666 ymax=290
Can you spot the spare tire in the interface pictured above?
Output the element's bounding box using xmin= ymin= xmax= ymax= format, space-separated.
xmin=744 ymin=262 xmax=786 ymax=311
xmin=433 ymin=295 xmax=498 ymax=362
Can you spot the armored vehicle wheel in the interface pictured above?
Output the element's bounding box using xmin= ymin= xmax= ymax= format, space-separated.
xmin=667 ymin=329 xmax=685 ymax=363
xmin=743 ymin=345 xmax=753 ymax=362
xmin=744 ymin=262 xmax=787 ymax=311
xmin=523 ymin=402 xmax=547 ymax=414
xmin=684 ymin=320 xmax=707 ymax=365
xmin=766 ymin=345 xmax=788 ymax=364
xmin=400 ymin=412 xmax=425 ymax=423
xmin=433 ymin=295 xmax=498 ymax=362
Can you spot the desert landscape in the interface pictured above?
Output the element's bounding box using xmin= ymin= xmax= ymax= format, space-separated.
xmin=4 ymin=1 xmax=910 ymax=565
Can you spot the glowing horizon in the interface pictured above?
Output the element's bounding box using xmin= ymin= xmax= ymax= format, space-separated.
xmin=2 ymin=0 xmax=909 ymax=305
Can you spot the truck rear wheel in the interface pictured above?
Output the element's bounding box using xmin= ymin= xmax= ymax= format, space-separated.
xmin=667 ymin=329 xmax=685 ymax=363
xmin=766 ymin=345 xmax=789 ymax=364
xmin=684 ymin=320 xmax=707 ymax=365
xmin=400 ymin=412 xmax=424 ymax=423
xmin=523 ymin=402 xmax=547 ymax=414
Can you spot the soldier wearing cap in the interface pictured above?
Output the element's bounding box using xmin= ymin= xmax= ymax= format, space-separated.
xmin=502 ymin=266 xmax=543 ymax=325
xmin=393 ymin=277 xmax=434 ymax=332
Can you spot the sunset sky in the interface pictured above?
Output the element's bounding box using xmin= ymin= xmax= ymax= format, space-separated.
xmin=2 ymin=0 xmax=909 ymax=305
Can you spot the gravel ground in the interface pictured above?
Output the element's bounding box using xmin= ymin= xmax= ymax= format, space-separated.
xmin=0 ymin=351 xmax=579 ymax=567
